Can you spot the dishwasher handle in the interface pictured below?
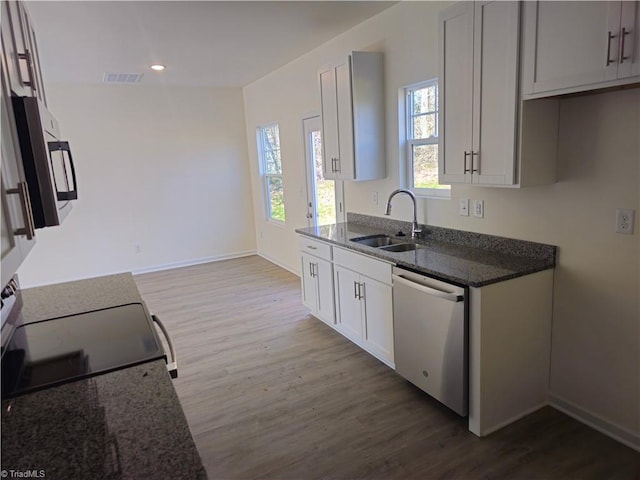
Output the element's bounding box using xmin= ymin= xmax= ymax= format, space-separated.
xmin=152 ymin=314 xmax=178 ymax=378
xmin=392 ymin=274 xmax=464 ymax=303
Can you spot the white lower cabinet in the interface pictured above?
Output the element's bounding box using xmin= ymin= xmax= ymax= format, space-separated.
xmin=298 ymin=236 xmax=394 ymax=368
xmin=299 ymin=237 xmax=335 ymax=326
xmin=333 ymin=247 xmax=394 ymax=367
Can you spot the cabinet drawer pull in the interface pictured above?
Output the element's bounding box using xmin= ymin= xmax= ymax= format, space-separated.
xmin=7 ymin=181 xmax=35 ymax=240
xmin=463 ymin=151 xmax=471 ymax=173
xmin=606 ymin=31 xmax=617 ymax=66
xmin=306 ymin=245 xmax=317 ymax=250
xmin=620 ymin=27 xmax=631 ymax=63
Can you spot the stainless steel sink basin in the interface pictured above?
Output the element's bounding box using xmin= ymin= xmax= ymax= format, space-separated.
xmin=351 ymin=234 xmax=427 ymax=252
xmin=350 ymin=234 xmax=397 ymax=247
xmin=379 ymin=242 xmax=426 ymax=252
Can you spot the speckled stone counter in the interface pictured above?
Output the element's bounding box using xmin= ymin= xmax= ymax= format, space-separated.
xmin=1 ymin=274 xmax=207 ymax=479
xmin=296 ymin=214 xmax=556 ymax=287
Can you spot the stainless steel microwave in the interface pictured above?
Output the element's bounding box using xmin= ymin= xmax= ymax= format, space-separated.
xmin=11 ymin=96 xmax=77 ymax=228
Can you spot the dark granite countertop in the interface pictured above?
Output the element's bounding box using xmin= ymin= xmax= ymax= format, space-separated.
xmin=296 ymin=214 xmax=556 ymax=287
xmin=1 ymin=274 xmax=207 ymax=479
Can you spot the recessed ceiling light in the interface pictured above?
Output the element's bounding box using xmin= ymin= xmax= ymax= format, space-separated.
xmin=150 ymin=64 xmax=165 ymax=71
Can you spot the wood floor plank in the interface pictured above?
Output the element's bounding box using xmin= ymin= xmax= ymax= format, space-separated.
xmin=135 ymin=255 xmax=640 ymax=480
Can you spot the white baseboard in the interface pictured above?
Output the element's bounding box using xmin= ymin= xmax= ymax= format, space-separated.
xmin=132 ymin=250 xmax=256 ymax=275
xmin=469 ymin=402 xmax=548 ymax=437
xmin=550 ymin=394 xmax=640 ymax=452
xmin=257 ymin=251 xmax=299 ymax=277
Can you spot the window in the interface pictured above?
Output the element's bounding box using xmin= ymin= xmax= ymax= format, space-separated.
xmin=257 ymin=123 xmax=286 ymax=222
xmin=405 ymin=79 xmax=450 ymax=197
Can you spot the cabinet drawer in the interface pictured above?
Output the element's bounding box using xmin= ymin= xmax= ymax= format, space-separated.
xmin=298 ymin=236 xmax=332 ymax=260
xmin=333 ymin=247 xmax=392 ymax=285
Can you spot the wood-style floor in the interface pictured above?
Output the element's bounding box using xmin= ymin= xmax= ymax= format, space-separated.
xmin=135 ymin=255 xmax=640 ymax=480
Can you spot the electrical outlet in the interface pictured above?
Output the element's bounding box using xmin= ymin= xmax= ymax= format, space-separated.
xmin=372 ymin=191 xmax=378 ymax=206
xmin=615 ymin=208 xmax=635 ymax=234
xmin=473 ymin=200 xmax=484 ymax=218
xmin=459 ymin=198 xmax=469 ymax=216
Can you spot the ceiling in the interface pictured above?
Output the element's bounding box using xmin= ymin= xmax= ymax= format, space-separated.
xmin=27 ymin=1 xmax=397 ymax=88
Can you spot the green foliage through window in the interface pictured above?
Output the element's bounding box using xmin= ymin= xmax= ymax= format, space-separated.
xmin=406 ymin=80 xmax=450 ymax=195
xmin=258 ymin=124 xmax=286 ymax=222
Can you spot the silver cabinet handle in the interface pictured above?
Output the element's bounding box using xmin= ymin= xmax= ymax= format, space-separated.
xmin=358 ymin=282 xmax=364 ymax=301
xmin=620 ymin=27 xmax=631 ymax=63
xmin=17 ymin=49 xmax=36 ymax=89
xmin=306 ymin=245 xmax=317 ymax=250
xmin=464 ymin=151 xmax=471 ymax=173
xmin=353 ymin=280 xmax=359 ymax=299
xmin=606 ymin=31 xmax=617 ymax=66
xmin=393 ymin=274 xmax=464 ymax=303
xmin=6 ymin=181 xmax=35 ymax=240
xmin=152 ymin=314 xmax=178 ymax=378
xmin=471 ymin=151 xmax=479 ymax=173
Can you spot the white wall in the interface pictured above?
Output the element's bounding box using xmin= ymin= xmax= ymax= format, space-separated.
xmin=242 ymin=2 xmax=639 ymax=445
xmin=18 ymin=84 xmax=256 ymax=286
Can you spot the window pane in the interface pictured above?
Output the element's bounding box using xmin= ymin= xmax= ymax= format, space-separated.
xmin=262 ymin=125 xmax=280 ymax=149
xmin=412 ymin=144 xmax=448 ymax=190
xmin=312 ymin=131 xmax=336 ymax=226
xmin=412 ymin=86 xmax=437 ymax=115
xmin=268 ymin=175 xmax=286 ymax=221
xmin=412 ymin=113 xmax=437 ymax=139
xmin=265 ymin=150 xmax=281 ymax=174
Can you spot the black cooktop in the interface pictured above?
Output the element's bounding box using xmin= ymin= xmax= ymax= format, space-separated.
xmin=1 ymin=303 xmax=165 ymax=398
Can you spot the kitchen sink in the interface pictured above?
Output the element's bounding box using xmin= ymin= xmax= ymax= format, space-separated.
xmin=350 ymin=234 xmax=397 ymax=247
xmin=350 ymin=235 xmax=427 ymax=252
xmin=379 ymin=242 xmax=426 ymax=252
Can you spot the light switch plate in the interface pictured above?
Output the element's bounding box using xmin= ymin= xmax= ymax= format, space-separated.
xmin=473 ymin=200 xmax=484 ymax=218
xmin=459 ymin=198 xmax=469 ymax=216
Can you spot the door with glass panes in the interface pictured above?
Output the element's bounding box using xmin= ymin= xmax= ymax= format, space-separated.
xmin=303 ymin=116 xmax=344 ymax=227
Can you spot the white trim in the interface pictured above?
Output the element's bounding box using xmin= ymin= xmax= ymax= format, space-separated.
xmin=469 ymin=402 xmax=548 ymax=437
xmin=402 ymin=79 xmax=451 ymax=199
xmin=132 ymin=250 xmax=257 ymax=275
xmin=257 ymin=251 xmax=298 ymax=277
xmin=550 ymin=394 xmax=640 ymax=452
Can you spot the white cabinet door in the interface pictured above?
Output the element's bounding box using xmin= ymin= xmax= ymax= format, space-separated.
xmin=318 ymin=52 xmax=385 ymax=182
xmin=300 ymin=252 xmax=317 ymax=313
xmin=472 ymin=1 xmax=519 ymax=186
xmin=334 ymin=265 xmax=363 ymax=344
xmin=439 ymin=2 xmax=474 ymax=185
xmin=618 ymin=1 xmax=640 ymax=80
xmin=319 ymin=66 xmax=340 ymax=180
xmin=301 ymin=252 xmax=335 ymax=326
xmin=439 ymin=1 xmax=519 ymax=186
xmin=335 ymin=61 xmax=354 ymax=180
xmin=315 ymin=256 xmax=335 ymax=326
xmin=522 ymin=1 xmax=640 ymax=96
xmin=361 ymin=277 xmax=394 ymax=365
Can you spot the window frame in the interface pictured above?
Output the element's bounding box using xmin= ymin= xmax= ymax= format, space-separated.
xmin=256 ymin=123 xmax=286 ymax=224
xmin=403 ymin=79 xmax=450 ymax=199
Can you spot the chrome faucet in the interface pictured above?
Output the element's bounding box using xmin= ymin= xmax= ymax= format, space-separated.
xmin=384 ymin=189 xmax=422 ymax=238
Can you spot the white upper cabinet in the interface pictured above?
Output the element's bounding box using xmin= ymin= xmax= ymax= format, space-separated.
xmin=521 ymin=1 xmax=640 ymax=98
xmin=319 ymin=51 xmax=385 ymax=182
xmin=439 ymin=1 xmax=521 ymax=186
xmin=1 ymin=0 xmax=47 ymax=104
xmin=439 ymin=1 xmax=558 ymax=188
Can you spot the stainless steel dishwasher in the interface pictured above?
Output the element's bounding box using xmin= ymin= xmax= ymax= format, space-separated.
xmin=392 ymin=266 xmax=468 ymax=416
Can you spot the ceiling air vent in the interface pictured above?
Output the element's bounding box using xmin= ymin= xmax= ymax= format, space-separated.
xmin=102 ymin=72 xmax=144 ymax=84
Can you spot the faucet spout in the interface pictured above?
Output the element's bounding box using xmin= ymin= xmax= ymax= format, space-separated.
xmin=384 ymin=189 xmax=422 ymax=238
